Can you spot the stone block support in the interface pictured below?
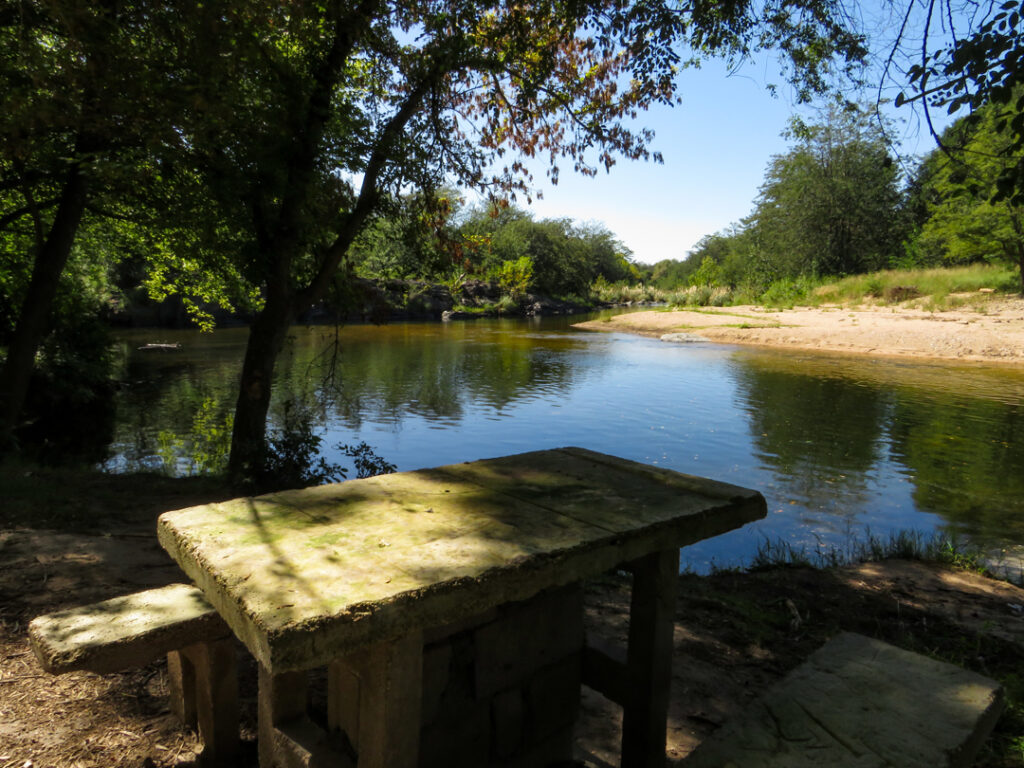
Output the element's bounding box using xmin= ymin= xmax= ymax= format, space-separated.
xmin=258 ymin=666 xmax=308 ymax=768
xmin=167 ymin=638 xmax=239 ymax=766
xmin=167 ymin=649 xmax=197 ymax=728
xmin=622 ymin=548 xmax=679 ymax=768
xmin=327 ymin=631 xmax=424 ymax=768
xmin=188 ymin=637 xmax=239 ymax=765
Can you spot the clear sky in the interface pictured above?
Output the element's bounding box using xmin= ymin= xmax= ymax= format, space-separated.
xmin=513 ymin=53 xmax=945 ymax=265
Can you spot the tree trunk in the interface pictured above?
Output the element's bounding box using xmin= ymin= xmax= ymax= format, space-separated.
xmin=1017 ymin=246 xmax=1024 ymax=297
xmin=0 ymin=162 xmax=89 ymax=451
xmin=1007 ymin=211 xmax=1024 ymax=297
xmin=226 ymin=285 xmax=296 ymax=485
xmin=221 ymin=6 xmax=430 ymax=485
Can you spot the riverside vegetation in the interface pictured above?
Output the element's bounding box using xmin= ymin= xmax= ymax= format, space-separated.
xmin=594 ymin=263 xmax=1021 ymax=311
xmin=4 ymin=90 xmax=1023 ymax=478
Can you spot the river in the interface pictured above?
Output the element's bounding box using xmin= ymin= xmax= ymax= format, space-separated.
xmin=104 ymin=313 xmax=1024 ymax=572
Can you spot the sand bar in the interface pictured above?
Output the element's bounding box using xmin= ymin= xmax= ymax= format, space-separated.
xmin=574 ymin=297 xmax=1024 ymax=365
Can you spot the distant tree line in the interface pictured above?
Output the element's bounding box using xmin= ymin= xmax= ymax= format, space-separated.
xmin=346 ymin=195 xmax=639 ymax=299
xmin=641 ymin=99 xmax=1024 ymax=295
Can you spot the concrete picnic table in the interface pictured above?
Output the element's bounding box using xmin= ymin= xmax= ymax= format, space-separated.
xmin=158 ymin=446 xmax=766 ymax=768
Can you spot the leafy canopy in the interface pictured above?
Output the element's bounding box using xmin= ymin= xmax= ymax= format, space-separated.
xmin=914 ymin=101 xmax=1024 ymax=292
xmin=749 ymin=106 xmax=904 ymax=279
xmin=893 ymin=0 xmax=1024 ymax=204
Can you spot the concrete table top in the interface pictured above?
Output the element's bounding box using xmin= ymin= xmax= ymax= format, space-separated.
xmin=158 ymin=446 xmax=765 ymax=672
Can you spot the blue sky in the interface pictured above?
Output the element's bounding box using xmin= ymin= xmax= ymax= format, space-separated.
xmin=514 ymin=53 xmax=948 ymax=265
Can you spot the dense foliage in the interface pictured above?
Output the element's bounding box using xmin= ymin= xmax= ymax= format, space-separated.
xmin=913 ymin=102 xmax=1024 ymax=292
xmin=346 ymin=195 xmax=638 ymax=297
xmin=751 ymin=110 xmax=904 ymax=279
xmin=891 ymin=0 xmax=1024 ymax=206
xmin=644 ymin=101 xmax=1023 ymax=298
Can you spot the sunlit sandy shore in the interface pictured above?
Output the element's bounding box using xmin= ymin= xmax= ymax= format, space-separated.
xmin=574 ymin=296 xmax=1024 ymax=365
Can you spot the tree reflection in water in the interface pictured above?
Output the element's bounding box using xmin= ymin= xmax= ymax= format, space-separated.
xmin=104 ymin=321 xmax=1024 ymax=567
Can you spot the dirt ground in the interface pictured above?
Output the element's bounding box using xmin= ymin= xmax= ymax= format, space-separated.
xmin=574 ymin=296 xmax=1024 ymax=365
xmin=3 ymin=524 xmax=1024 ymax=767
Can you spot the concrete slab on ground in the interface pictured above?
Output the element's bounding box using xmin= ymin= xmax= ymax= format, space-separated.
xmin=685 ymin=632 xmax=1004 ymax=768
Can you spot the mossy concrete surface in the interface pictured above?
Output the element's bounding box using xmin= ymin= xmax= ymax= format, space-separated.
xmin=157 ymin=446 xmax=765 ymax=672
xmin=28 ymin=582 xmax=228 ymax=674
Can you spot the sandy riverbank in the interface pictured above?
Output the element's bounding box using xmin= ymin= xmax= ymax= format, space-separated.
xmin=575 ymin=296 xmax=1024 ymax=365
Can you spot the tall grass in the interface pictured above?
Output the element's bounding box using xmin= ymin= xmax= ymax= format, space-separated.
xmin=594 ymin=263 xmax=1017 ymax=311
xmin=663 ymin=285 xmax=735 ymax=307
xmin=810 ymin=264 xmax=1017 ymax=307
xmin=740 ymin=528 xmax=1009 ymax=580
xmin=590 ymin=282 xmax=661 ymax=304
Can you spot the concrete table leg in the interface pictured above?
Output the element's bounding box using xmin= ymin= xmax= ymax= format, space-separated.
xmin=180 ymin=637 xmax=239 ymax=766
xmin=622 ymin=548 xmax=679 ymax=768
xmin=258 ymin=666 xmax=308 ymax=768
xmin=167 ymin=649 xmax=197 ymax=728
xmin=327 ymin=631 xmax=424 ymax=768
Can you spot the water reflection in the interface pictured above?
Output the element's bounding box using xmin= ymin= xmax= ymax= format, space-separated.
xmin=731 ymin=360 xmax=887 ymax=515
xmin=272 ymin=323 xmax=591 ymax=427
xmin=105 ymin=321 xmax=1024 ymax=570
xmin=106 ymin=320 xmax=602 ymax=471
xmin=888 ymin=393 xmax=1024 ymax=541
xmin=726 ymin=350 xmax=1024 ymax=550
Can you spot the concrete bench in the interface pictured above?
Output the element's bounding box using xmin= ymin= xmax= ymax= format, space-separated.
xmin=28 ymin=582 xmax=239 ymax=765
xmin=684 ymin=632 xmax=1004 ymax=768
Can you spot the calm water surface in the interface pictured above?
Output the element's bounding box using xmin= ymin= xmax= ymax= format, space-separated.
xmin=106 ymin=315 xmax=1024 ymax=571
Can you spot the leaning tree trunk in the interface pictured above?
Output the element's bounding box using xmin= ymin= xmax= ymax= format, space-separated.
xmin=0 ymin=164 xmax=89 ymax=452
xmin=226 ymin=285 xmax=297 ymax=486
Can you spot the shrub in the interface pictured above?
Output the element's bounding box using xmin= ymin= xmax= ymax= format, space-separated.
xmin=15 ymin=306 xmax=116 ymax=464
xmin=255 ymin=399 xmax=344 ymax=492
xmin=759 ymin=277 xmax=817 ymax=307
xmin=681 ymin=285 xmax=713 ymax=306
xmin=338 ymin=442 xmax=397 ymax=479
xmin=709 ymin=287 xmax=733 ymax=306
xmin=689 ymin=255 xmax=724 ymax=287
xmin=497 ymin=256 xmax=534 ymax=299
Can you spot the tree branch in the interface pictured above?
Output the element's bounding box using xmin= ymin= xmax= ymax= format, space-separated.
xmin=0 ymin=198 xmax=58 ymax=235
xmin=301 ymin=67 xmax=448 ymax=308
xmin=273 ymin=0 xmax=381 ymax=238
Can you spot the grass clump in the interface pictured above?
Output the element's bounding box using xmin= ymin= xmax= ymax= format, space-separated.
xmin=759 ymin=276 xmax=819 ymax=308
xmin=744 ymin=528 xmax=1003 ymax=579
xmin=495 ymin=295 xmax=518 ymax=313
xmin=591 ymin=282 xmax=661 ymax=304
